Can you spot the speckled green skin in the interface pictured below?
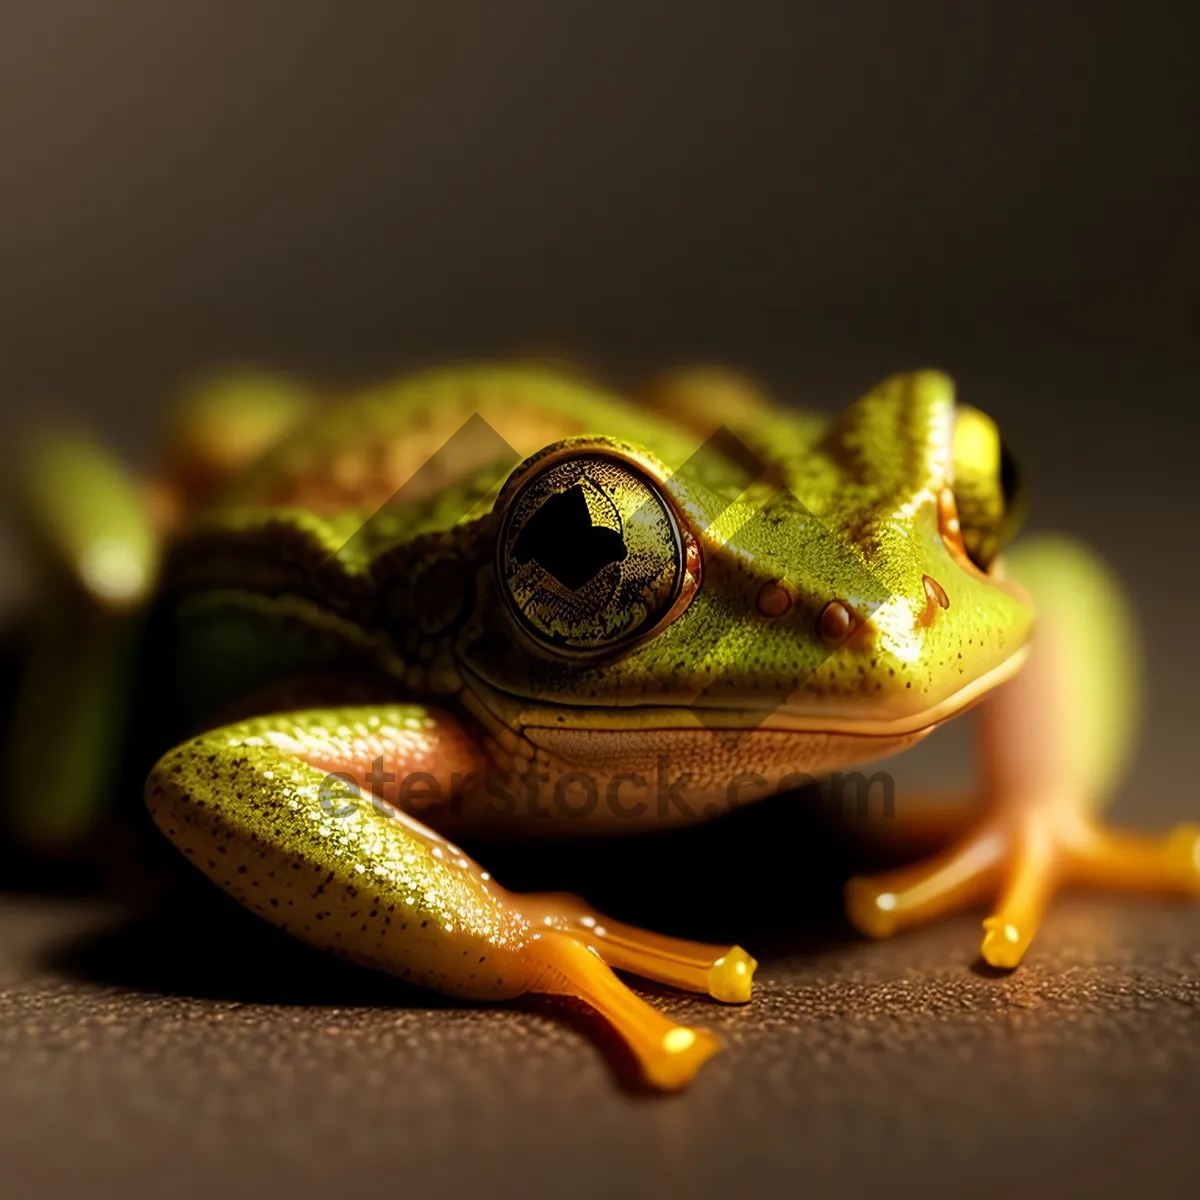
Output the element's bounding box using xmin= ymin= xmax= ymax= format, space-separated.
xmin=146 ymin=705 xmax=542 ymax=1000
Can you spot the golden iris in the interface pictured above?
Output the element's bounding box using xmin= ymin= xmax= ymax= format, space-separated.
xmin=498 ymin=455 xmax=684 ymax=652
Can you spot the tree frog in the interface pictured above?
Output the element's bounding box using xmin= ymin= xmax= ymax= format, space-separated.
xmin=9 ymin=365 xmax=1198 ymax=1090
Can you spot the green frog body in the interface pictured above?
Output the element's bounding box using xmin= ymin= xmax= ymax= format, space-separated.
xmin=12 ymin=365 xmax=1198 ymax=1089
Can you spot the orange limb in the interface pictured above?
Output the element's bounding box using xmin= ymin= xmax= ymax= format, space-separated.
xmin=524 ymin=930 xmax=722 ymax=1090
xmin=847 ymin=808 xmax=1200 ymax=969
xmin=518 ymin=892 xmax=756 ymax=1003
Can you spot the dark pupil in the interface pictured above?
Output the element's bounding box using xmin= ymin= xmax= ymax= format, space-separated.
xmin=999 ymin=437 xmax=1021 ymax=511
xmin=513 ymin=484 xmax=627 ymax=590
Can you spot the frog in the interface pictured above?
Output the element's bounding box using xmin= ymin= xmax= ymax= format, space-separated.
xmin=8 ymin=364 xmax=1199 ymax=1090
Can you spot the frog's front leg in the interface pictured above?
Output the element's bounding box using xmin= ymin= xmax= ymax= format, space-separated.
xmin=146 ymin=704 xmax=753 ymax=1089
xmin=846 ymin=536 xmax=1200 ymax=969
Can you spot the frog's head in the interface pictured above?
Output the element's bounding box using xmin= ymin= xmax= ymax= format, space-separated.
xmin=456 ymin=371 xmax=1034 ymax=785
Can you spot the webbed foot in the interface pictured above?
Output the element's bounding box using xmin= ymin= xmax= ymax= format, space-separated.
xmin=520 ymin=891 xmax=757 ymax=1003
xmin=846 ymin=809 xmax=1200 ymax=970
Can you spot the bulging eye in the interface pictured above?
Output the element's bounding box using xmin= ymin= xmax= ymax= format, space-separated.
xmin=497 ymin=453 xmax=692 ymax=653
xmin=951 ymin=407 xmax=1026 ymax=570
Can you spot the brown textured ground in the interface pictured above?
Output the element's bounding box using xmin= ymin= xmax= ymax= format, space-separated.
xmin=2 ymin=793 xmax=1199 ymax=1200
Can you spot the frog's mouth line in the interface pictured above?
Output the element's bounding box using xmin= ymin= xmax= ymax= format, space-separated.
xmin=457 ymin=644 xmax=1030 ymax=743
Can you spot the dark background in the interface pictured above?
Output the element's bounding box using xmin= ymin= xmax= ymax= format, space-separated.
xmin=2 ymin=1 xmax=1195 ymax=428
xmin=1 ymin=3 xmax=1198 ymax=1198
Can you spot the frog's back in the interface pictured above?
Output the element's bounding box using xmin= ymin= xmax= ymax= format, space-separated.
xmin=216 ymin=364 xmax=829 ymax=528
xmin=219 ymin=367 xmax=693 ymax=516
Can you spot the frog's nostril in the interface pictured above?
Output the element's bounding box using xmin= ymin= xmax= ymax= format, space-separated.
xmin=756 ymin=580 xmax=792 ymax=618
xmin=818 ymin=600 xmax=855 ymax=643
